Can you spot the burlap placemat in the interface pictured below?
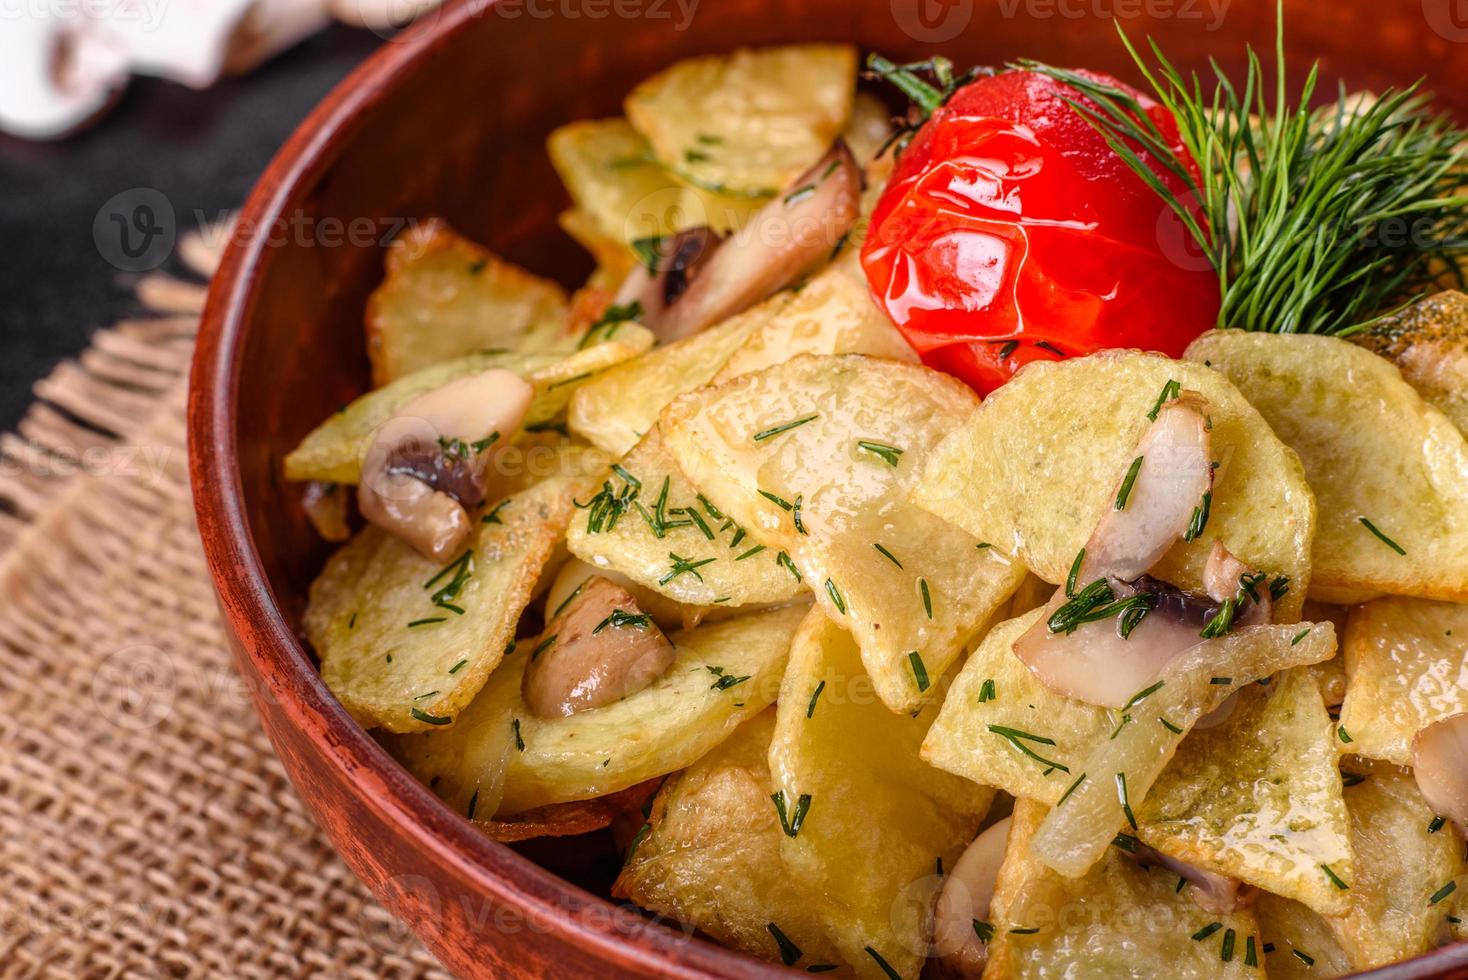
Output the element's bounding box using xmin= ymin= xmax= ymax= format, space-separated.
xmin=0 ymin=234 xmax=452 ymax=979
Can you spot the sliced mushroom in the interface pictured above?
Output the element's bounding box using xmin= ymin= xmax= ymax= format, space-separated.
xmin=358 ymin=368 xmax=532 ymax=561
xmin=933 ymin=817 xmax=1012 ymax=979
xmin=612 ymin=227 xmax=722 ymax=334
xmin=1014 ymin=579 xmax=1216 ymax=708
xmin=1203 ymin=540 xmax=1274 ymax=627
xmin=1128 ymin=843 xmax=1255 ymax=914
xmin=301 ymin=480 xmax=352 ymax=542
xmin=523 ymin=576 xmax=676 ymax=718
xmin=544 ymin=558 xmax=691 ymax=632
xmin=1014 ymin=394 xmax=1223 ymax=706
xmin=1413 ymin=714 xmax=1468 ymax=835
xmin=1079 ymin=393 xmax=1214 ymax=583
xmin=618 ymin=141 xmax=863 ymax=341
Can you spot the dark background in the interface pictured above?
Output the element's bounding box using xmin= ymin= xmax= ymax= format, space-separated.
xmin=0 ymin=26 xmax=384 ymax=433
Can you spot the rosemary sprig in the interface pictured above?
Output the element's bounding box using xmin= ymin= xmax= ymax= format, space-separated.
xmin=1022 ymin=4 xmax=1468 ymax=336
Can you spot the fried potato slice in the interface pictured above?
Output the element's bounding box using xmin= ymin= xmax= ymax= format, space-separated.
xmin=1027 ymin=622 xmax=1338 ymax=878
xmin=662 ymin=354 xmax=1025 ymax=712
xmin=1185 ymin=330 xmax=1468 ymax=602
xmin=768 ymin=608 xmax=993 ymax=978
xmin=614 ymin=712 xmax=855 ymax=972
xmin=843 ymin=91 xmax=894 ymax=169
xmin=1138 ymin=668 xmax=1354 ymax=917
xmin=1352 ymin=290 xmax=1468 ymax=434
xmin=283 ymin=334 xmax=652 ymax=485
xmin=624 ymin=44 xmax=857 ymax=198
xmin=923 ymin=609 xmax=1108 ymax=805
xmin=494 ymin=603 xmax=808 ymax=814
xmin=1326 ymin=765 xmax=1465 ymax=971
xmin=566 ymin=429 xmax=804 ymax=607
xmin=306 ymin=453 xmax=603 ymax=733
xmin=558 ymin=208 xmax=637 ymax=291
xmin=914 ymin=350 xmax=1315 ymax=620
xmin=568 ymin=307 xmax=771 ymax=457
xmin=926 ymin=611 xmax=1349 ymax=902
xmin=1338 ymin=596 xmax=1468 ymax=766
xmin=1256 ymin=892 xmax=1354 ymax=979
xmin=569 ymin=267 xmax=911 ymax=459
xmin=985 ymin=800 xmax=1264 ymax=980
xmin=547 ymin=117 xmax=765 ymax=242
xmin=365 ymin=219 xmax=570 ymax=385
xmin=709 ymin=266 xmax=916 ymax=382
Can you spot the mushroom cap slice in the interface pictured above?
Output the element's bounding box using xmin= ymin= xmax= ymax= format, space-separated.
xmin=522 ymin=577 xmax=676 ymax=718
xmin=934 ymin=817 xmax=1013 ymax=978
xmin=1412 ymin=713 xmax=1468 ymax=834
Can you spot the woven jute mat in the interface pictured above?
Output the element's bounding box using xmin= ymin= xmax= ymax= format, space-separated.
xmin=0 ymin=233 xmax=452 ymax=979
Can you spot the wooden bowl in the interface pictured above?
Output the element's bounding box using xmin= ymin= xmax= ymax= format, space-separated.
xmin=189 ymin=0 xmax=1468 ymax=975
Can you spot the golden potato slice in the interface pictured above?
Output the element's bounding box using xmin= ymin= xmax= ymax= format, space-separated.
xmin=566 ymin=429 xmax=804 ymax=607
xmin=926 ymin=611 xmax=1348 ymax=900
xmin=662 ymin=354 xmax=1026 ymax=713
xmin=767 ymin=608 xmax=993 ymax=978
xmin=1027 ymin=621 xmax=1337 ymax=878
xmin=495 ymin=603 xmax=808 ymax=814
xmin=843 ymin=91 xmax=894 ymax=169
xmin=1353 ymin=290 xmax=1468 ymax=434
xmin=914 ymin=350 xmax=1315 ymax=620
xmin=1301 ymin=601 xmax=1351 ymax=711
xmin=922 ymin=609 xmax=1108 ymax=804
xmin=1138 ymin=668 xmax=1354 ymax=917
xmin=1337 ymin=596 xmax=1468 ymax=766
xmin=1185 ymin=330 xmax=1468 ymax=603
xmin=985 ymin=800 xmax=1264 ymax=980
xmin=365 ymin=219 xmax=570 ymax=385
xmin=306 ymin=453 xmax=602 ymax=733
xmin=388 ymin=648 xmax=521 ymax=818
xmin=709 ymin=266 xmax=916 ymax=382
xmin=614 ymin=712 xmax=855 ymax=972
xmin=568 ymin=307 xmax=771 ymax=457
xmin=624 ymin=44 xmax=858 ymax=198
xmin=1326 ymin=766 xmax=1465 ymax=971
xmin=558 ymin=208 xmax=636 ymax=291
xmin=547 ymin=117 xmax=765 ymax=242
xmin=284 ymin=334 xmax=652 ymax=485
xmin=1256 ymin=892 xmax=1354 ymax=979
xmin=569 ymin=268 xmax=911 ymax=459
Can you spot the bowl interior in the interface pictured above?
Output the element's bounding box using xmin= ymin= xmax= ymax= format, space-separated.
xmin=205 ymin=0 xmax=1468 ymax=972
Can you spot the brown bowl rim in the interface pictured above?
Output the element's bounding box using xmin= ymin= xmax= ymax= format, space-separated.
xmin=186 ymin=2 xmax=1468 ymax=977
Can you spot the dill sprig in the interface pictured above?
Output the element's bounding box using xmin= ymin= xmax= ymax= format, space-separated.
xmin=1022 ymin=4 xmax=1468 ymax=336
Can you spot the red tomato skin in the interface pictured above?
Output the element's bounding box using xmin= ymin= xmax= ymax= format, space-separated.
xmin=861 ymin=69 xmax=1220 ymax=395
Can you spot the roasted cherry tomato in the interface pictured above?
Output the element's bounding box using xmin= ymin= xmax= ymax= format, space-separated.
xmin=861 ymin=69 xmax=1221 ymax=394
